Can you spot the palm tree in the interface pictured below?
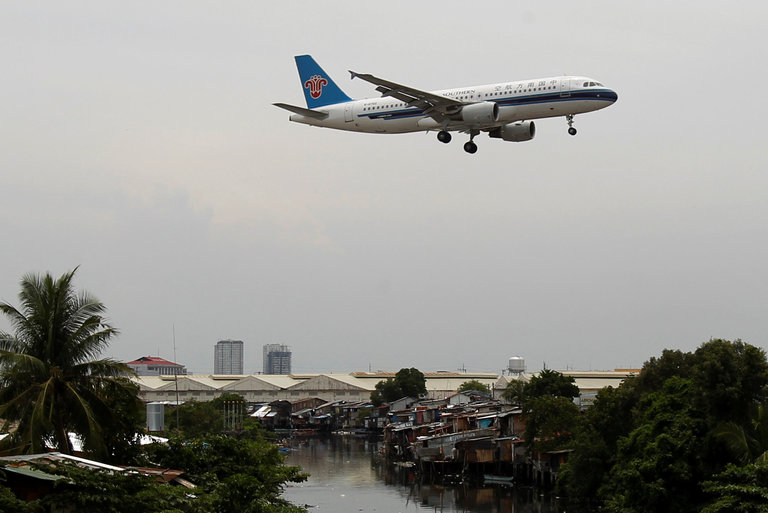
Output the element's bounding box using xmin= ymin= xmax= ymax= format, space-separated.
xmin=715 ymin=402 xmax=768 ymax=465
xmin=0 ymin=268 xmax=138 ymax=458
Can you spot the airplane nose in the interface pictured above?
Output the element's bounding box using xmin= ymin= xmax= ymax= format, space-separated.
xmin=605 ymin=89 xmax=618 ymax=103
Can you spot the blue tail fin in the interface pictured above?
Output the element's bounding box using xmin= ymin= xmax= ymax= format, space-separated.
xmin=294 ymin=55 xmax=352 ymax=108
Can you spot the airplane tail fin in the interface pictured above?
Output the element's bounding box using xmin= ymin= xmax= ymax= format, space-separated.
xmin=294 ymin=55 xmax=352 ymax=108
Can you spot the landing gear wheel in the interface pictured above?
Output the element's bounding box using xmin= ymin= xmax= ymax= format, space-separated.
xmin=566 ymin=114 xmax=577 ymax=136
xmin=463 ymin=141 xmax=478 ymax=154
xmin=437 ymin=130 xmax=452 ymax=144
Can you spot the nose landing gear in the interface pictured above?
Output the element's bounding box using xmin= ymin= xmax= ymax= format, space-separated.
xmin=566 ymin=115 xmax=577 ymax=136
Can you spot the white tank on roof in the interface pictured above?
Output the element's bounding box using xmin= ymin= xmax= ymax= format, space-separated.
xmin=508 ymin=356 xmax=526 ymax=374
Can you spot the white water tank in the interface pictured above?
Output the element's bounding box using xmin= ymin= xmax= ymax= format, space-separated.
xmin=508 ymin=356 xmax=526 ymax=375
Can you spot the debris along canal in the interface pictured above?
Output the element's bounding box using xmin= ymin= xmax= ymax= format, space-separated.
xmin=281 ymin=435 xmax=564 ymax=513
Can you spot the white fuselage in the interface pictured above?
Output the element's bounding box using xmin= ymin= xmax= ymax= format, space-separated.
xmin=289 ymin=75 xmax=618 ymax=133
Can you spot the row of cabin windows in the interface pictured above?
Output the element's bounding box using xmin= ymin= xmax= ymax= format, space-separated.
xmin=361 ymin=85 xmax=565 ymax=111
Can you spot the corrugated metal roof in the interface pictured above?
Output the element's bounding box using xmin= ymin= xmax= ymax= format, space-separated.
xmin=2 ymin=465 xmax=65 ymax=482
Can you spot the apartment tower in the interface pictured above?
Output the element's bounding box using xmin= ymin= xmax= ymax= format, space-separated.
xmin=263 ymin=344 xmax=291 ymax=375
xmin=214 ymin=339 xmax=244 ymax=374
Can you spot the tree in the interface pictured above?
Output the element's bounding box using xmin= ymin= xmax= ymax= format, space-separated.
xmin=559 ymin=384 xmax=637 ymax=501
xmin=714 ymin=402 xmax=768 ymax=465
xmin=523 ymin=395 xmax=579 ymax=453
xmin=701 ymin=462 xmax=768 ymax=513
xmin=501 ymin=379 xmax=527 ymax=405
xmin=145 ymin=434 xmax=307 ymax=513
xmin=558 ymin=339 xmax=768 ymax=510
xmin=395 ymin=367 xmax=427 ymax=398
xmin=603 ymin=377 xmax=707 ymax=513
xmin=0 ymin=471 xmax=32 ymax=513
xmin=370 ymin=367 xmax=426 ymax=406
xmin=0 ymin=268 xmax=140 ymax=459
xmin=166 ymin=400 xmax=225 ymax=438
xmin=524 ymin=369 xmax=580 ymax=401
xmin=692 ymin=339 xmax=768 ymax=426
xmin=457 ymin=380 xmax=491 ymax=395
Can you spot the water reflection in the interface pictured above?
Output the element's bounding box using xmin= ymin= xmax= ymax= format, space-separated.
xmin=282 ymin=436 xmax=563 ymax=513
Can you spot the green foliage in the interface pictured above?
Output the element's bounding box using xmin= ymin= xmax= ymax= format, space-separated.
xmin=167 ymin=400 xmax=225 ymax=438
xmin=21 ymin=432 xmax=308 ymax=513
xmin=501 ymin=379 xmax=527 ymax=405
xmin=0 ymin=472 xmax=33 ymax=513
xmin=559 ymin=338 xmax=768 ymax=512
xmin=457 ymin=380 xmax=491 ymax=395
xmin=504 ymin=370 xmax=578 ymax=407
xmin=559 ymin=384 xmax=637 ymax=500
xmin=0 ymin=268 xmax=141 ymax=460
xmin=370 ymin=368 xmax=426 ymax=406
xmin=692 ymin=339 xmax=768 ymax=426
xmin=523 ymin=395 xmax=579 ymax=453
xmin=714 ymin=402 xmax=768 ymax=465
xmin=165 ymin=393 xmax=248 ymax=438
xmin=42 ymin=461 xmax=199 ymax=513
xmin=145 ymin=434 xmax=307 ymax=513
xmin=701 ymin=462 xmax=768 ymax=513
xmin=603 ymin=377 xmax=707 ymax=513
xmin=524 ymin=369 xmax=580 ymax=402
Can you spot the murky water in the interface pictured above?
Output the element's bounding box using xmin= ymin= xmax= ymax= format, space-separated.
xmin=281 ymin=436 xmax=563 ymax=513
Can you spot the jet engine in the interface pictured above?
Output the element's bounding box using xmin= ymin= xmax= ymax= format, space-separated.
xmin=488 ymin=121 xmax=536 ymax=142
xmin=457 ymin=102 xmax=499 ymax=124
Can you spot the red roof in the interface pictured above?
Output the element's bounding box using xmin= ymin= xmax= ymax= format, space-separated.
xmin=126 ymin=356 xmax=182 ymax=367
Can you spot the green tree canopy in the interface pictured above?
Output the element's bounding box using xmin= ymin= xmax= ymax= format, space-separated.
xmin=0 ymin=268 xmax=140 ymax=460
xmin=604 ymin=377 xmax=707 ymax=513
xmin=701 ymin=462 xmax=768 ymax=513
xmin=523 ymin=395 xmax=580 ymax=453
xmin=370 ymin=367 xmax=426 ymax=406
xmin=560 ymin=339 xmax=768 ymax=512
xmin=501 ymin=379 xmax=527 ymax=405
xmin=524 ymin=369 xmax=580 ymax=401
xmin=457 ymin=380 xmax=491 ymax=395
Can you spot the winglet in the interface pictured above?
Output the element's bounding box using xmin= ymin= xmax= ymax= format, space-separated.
xmin=349 ymin=70 xmax=358 ymax=80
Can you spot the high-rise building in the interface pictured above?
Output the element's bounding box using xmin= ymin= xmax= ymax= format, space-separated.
xmin=263 ymin=344 xmax=291 ymax=374
xmin=214 ymin=339 xmax=244 ymax=374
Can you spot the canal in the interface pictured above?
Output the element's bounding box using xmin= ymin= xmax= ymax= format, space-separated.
xmin=281 ymin=436 xmax=565 ymax=513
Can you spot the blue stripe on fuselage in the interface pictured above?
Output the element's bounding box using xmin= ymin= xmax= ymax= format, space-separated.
xmin=357 ymin=89 xmax=615 ymax=121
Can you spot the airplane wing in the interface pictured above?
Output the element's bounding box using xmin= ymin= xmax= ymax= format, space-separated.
xmin=348 ymin=71 xmax=463 ymax=121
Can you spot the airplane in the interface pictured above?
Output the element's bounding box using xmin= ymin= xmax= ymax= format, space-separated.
xmin=274 ymin=55 xmax=618 ymax=154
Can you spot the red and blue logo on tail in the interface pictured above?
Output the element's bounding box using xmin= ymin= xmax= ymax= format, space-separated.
xmin=295 ymin=55 xmax=352 ymax=108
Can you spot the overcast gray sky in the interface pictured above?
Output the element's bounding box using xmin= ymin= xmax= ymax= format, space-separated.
xmin=1 ymin=1 xmax=766 ymax=375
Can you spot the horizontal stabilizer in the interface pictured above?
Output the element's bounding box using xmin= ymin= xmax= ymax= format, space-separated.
xmin=273 ymin=103 xmax=328 ymax=120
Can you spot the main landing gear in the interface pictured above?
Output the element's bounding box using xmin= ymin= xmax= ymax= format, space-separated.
xmin=436 ymin=129 xmax=479 ymax=154
xmin=463 ymin=129 xmax=480 ymax=154
xmin=566 ymin=114 xmax=577 ymax=136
